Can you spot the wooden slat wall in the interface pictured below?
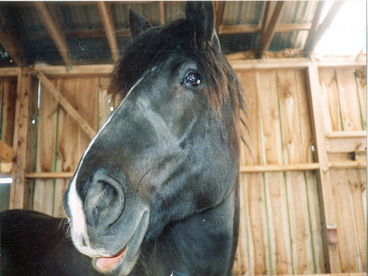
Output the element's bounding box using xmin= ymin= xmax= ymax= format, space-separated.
xmin=235 ymin=69 xmax=325 ymax=275
xmin=32 ymin=77 xmax=112 ymax=217
xmin=8 ymin=61 xmax=364 ymax=275
xmin=318 ymin=68 xmax=367 ymax=273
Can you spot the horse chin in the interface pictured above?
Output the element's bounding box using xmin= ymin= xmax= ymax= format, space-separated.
xmin=92 ymin=210 xmax=149 ymax=275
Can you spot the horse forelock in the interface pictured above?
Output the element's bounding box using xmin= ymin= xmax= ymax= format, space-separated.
xmin=109 ymin=19 xmax=244 ymax=116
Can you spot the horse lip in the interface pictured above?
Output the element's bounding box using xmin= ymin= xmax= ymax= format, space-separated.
xmin=93 ymin=210 xmax=149 ymax=274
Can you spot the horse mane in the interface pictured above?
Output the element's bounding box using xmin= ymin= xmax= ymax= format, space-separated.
xmin=109 ymin=18 xmax=248 ymax=148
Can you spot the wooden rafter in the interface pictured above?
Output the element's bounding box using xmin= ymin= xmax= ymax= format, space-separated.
xmin=259 ymin=1 xmax=285 ymax=57
xmin=304 ymin=1 xmax=344 ymax=55
xmin=214 ymin=1 xmax=226 ymax=33
xmin=0 ymin=27 xmax=26 ymax=66
xmin=159 ymin=1 xmax=165 ymax=26
xmin=260 ymin=1 xmax=272 ymax=40
xmin=36 ymin=71 xmax=96 ymax=139
xmin=97 ymin=2 xmax=120 ymax=63
xmin=34 ymin=2 xmax=72 ymax=66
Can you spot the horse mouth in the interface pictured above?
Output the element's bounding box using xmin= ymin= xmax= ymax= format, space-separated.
xmin=93 ymin=211 xmax=149 ymax=275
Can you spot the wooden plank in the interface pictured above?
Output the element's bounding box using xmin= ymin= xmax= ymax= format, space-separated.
xmin=158 ymin=2 xmax=165 ymax=26
xmin=240 ymin=163 xmax=320 ymax=173
xmin=237 ymin=71 xmax=260 ymax=167
xmin=33 ymin=78 xmax=59 ymax=215
xmin=277 ymin=70 xmax=304 ymax=164
xmin=220 ymin=23 xmax=311 ymax=35
xmin=0 ymin=140 xmax=14 ymax=162
xmin=331 ymin=169 xmax=358 ymax=272
xmin=307 ymin=64 xmax=340 ymax=272
xmin=304 ymin=1 xmax=344 ymax=54
xmin=326 ymin=135 xmax=366 ymax=153
xmin=294 ymin=70 xmax=314 ymax=163
xmin=267 ymin=172 xmax=292 ymax=274
xmin=304 ymin=171 xmax=326 ymax=273
xmin=36 ymin=72 xmax=96 ymax=138
xmin=0 ymin=27 xmax=27 ymax=66
xmin=335 ymin=69 xmax=363 ymax=131
xmin=259 ymin=1 xmax=285 ymax=56
xmin=97 ymin=2 xmax=120 ymax=62
xmin=26 ymin=172 xmax=73 ymax=179
xmin=34 ymin=64 xmax=113 ymax=78
xmin=354 ymin=69 xmax=366 ymax=129
xmin=0 ymin=68 xmax=21 ymax=77
xmin=230 ymin=59 xmax=365 ymax=71
xmin=34 ymin=2 xmax=72 ymax=66
xmin=329 ymin=161 xmax=366 ymax=170
xmin=260 ymin=1 xmax=271 ymax=38
xmin=237 ymin=174 xmax=251 ymax=275
xmin=319 ymin=69 xmax=342 ymax=131
xmin=347 ymin=169 xmax=367 ymax=271
xmin=0 ymin=78 xmax=17 ymax=146
xmin=256 ymin=70 xmax=282 ymax=165
xmin=9 ymin=70 xmax=37 ymax=209
xmin=248 ymin=173 xmax=267 ymax=274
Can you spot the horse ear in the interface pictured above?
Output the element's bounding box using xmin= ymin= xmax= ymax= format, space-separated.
xmin=129 ymin=9 xmax=152 ymax=38
xmin=185 ymin=1 xmax=219 ymax=50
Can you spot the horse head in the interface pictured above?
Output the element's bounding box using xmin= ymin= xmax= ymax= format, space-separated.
xmin=63 ymin=2 xmax=243 ymax=275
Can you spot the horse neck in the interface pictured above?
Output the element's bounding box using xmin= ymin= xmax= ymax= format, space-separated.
xmin=139 ymin=179 xmax=239 ymax=276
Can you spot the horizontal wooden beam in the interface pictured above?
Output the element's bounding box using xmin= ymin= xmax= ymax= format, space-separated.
xmin=26 ymin=161 xmax=365 ymax=180
xmin=0 ymin=58 xmax=364 ymax=78
xmin=230 ymin=58 xmax=366 ymax=71
xmin=34 ymin=2 xmax=72 ymax=66
xmin=33 ymin=64 xmax=113 ymax=78
xmin=25 ymin=172 xmax=73 ymax=179
xmin=326 ymin=131 xmax=366 ymax=153
xmin=240 ymin=163 xmax=320 ymax=173
xmin=220 ymin=23 xmax=311 ymax=35
xmin=0 ymin=141 xmax=14 ymax=162
xmin=0 ymin=67 xmax=21 ymax=77
xmin=329 ymin=161 xmax=366 ymax=170
xmin=36 ymin=71 xmax=96 ymax=138
xmin=326 ymin=131 xmax=366 ymax=138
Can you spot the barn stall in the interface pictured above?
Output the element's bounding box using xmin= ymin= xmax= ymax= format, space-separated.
xmin=0 ymin=1 xmax=366 ymax=275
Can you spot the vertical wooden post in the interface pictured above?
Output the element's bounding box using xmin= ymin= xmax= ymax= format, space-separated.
xmin=9 ymin=69 xmax=37 ymax=209
xmin=306 ymin=63 xmax=340 ymax=272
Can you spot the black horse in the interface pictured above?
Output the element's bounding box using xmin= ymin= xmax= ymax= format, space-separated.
xmin=0 ymin=209 xmax=100 ymax=275
xmin=1 ymin=2 xmax=244 ymax=276
xmin=63 ymin=2 xmax=243 ymax=275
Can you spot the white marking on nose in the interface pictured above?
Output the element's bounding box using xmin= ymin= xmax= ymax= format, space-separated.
xmin=67 ymin=73 xmax=147 ymax=255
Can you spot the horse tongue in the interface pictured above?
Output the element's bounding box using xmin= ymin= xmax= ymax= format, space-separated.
xmin=95 ymin=248 xmax=126 ymax=272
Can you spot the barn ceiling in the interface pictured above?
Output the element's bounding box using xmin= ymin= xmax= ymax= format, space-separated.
xmin=0 ymin=1 xmax=344 ymax=67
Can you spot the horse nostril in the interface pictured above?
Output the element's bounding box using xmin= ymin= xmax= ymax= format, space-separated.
xmin=84 ymin=176 xmax=125 ymax=228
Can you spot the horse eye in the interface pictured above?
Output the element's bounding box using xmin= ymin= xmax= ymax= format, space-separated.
xmin=182 ymin=71 xmax=201 ymax=87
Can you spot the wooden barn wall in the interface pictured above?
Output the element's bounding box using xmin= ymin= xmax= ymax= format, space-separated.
xmin=234 ymin=69 xmax=325 ymax=275
xmin=31 ymin=76 xmax=112 ymax=217
xmin=317 ymin=67 xmax=366 ymax=273
xmin=233 ymin=66 xmax=366 ymax=275
xmin=2 ymin=60 xmax=365 ymax=275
